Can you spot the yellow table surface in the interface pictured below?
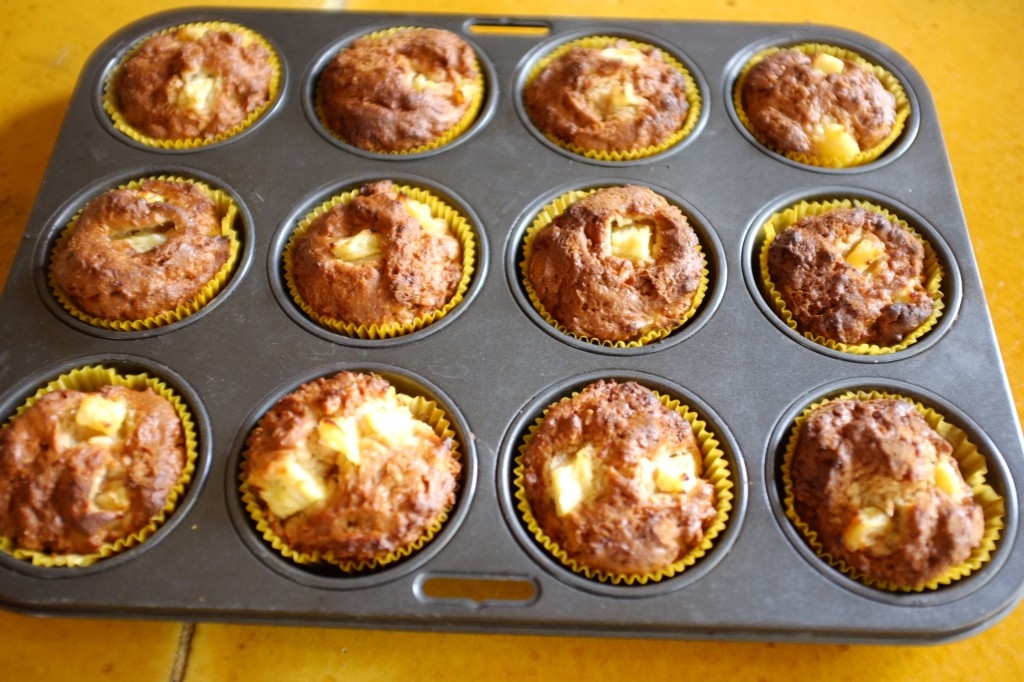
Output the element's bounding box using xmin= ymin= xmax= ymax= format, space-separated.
xmin=1 ymin=0 xmax=1023 ymax=679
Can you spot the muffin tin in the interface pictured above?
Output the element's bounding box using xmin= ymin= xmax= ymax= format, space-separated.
xmin=1 ymin=9 xmax=1022 ymax=643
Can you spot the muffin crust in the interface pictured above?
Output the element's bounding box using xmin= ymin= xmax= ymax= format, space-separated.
xmin=51 ymin=179 xmax=230 ymax=321
xmin=290 ymin=180 xmax=462 ymax=328
xmin=767 ymin=206 xmax=933 ymax=346
xmin=524 ymin=39 xmax=690 ymax=153
xmin=527 ymin=185 xmax=703 ymax=342
xmin=242 ymin=371 xmax=460 ymax=564
xmin=789 ymin=399 xmax=984 ymax=588
xmin=522 ymin=380 xmax=716 ymax=576
xmin=740 ymin=49 xmax=896 ymax=161
xmin=116 ymin=24 xmax=274 ymax=140
xmin=0 ymin=385 xmax=186 ymax=555
xmin=318 ymin=28 xmax=481 ymax=152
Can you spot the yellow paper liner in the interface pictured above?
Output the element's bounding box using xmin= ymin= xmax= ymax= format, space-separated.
xmin=314 ymin=26 xmax=485 ymax=154
xmin=513 ymin=387 xmax=733 ymax=585
xmin=520 ymin=188 xmax=709 ymax=347
xmin=103 ymin=22 xmax=282 ymax=149
xmin=48 ymin=175 xmax=242 ymax=331
xmin=239 ymin=385 xmax=462 ymax=573
xmin=733 ymin=43 xmax=911 ymax=168
xmin=780 ymin=390 xmax=1004 ymax=592
xmin=283 ymin=183 xmax=476 ymax=339
xmin=0 ymin=365 xmax=199 ymax=567
xmin=758 ymin=198 xmax=944 ymax=355
xmin=524 ymin=35 xmax=702 ymax=161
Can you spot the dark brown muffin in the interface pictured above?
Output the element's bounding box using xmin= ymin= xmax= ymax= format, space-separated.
xmin=789 ymin=398 xmax=984 ymax=588
xmin=242 ymin=371 xmax=460 ymax=564
xmin=116 ymin=24 xmax=274 ymax=140
xmin=522 ymin=380 xmax=716 ymax=576
xmin=524 ymin=39 xmax=689 ymax=153
xmin=740 ymin=48 xmax=896 ymax=162
xmin=51 ymin=179 xmax=230 ymax=321
xmin=290 ymin=180 xmax=462 ymax=328
xmin=767 ymin=206 xmax=933 ymax=346
xmin=0 ymin=385 xmax=186 ymax=556
xmin=527 ymin=185 xmax=703 ymax=342
xmin=318 ymin=28 xmax=481 ymax=152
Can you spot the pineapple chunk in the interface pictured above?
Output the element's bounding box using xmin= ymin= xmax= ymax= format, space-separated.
xmin=609 ymin=82 xmax=644 ymax=111
xmin=551 ymin=445 xmax=597 ymax=516
xmin=174 ymin=71 xmax=218 ymax=113
xmin=362 ymin=401 xmax=420 ymax=447
xmin=813 ymin=122 xmax=861 ymax=159
xmin=842 ymin=507 xmax=892 ymax=552
xmin=654 ymin=452 xmax=697 ymax=493
xmin=405 ymin=199 xmax=449 ymax=236
xmin=254 ymin=450 xmax=327 ymax=518
xmin=811 ymin=53 xmax=846 ymax=75
xmin=844 ymin=232 xmax=887 ymax=272
xmin=318 ymin=416 xmax=360 ymax=465
xmin=610 ymin=219 xmax=653 ymax=263
xmin=331 ymin=229 xmax=382 ymax=262
xmin=934 ymin=460 xmax=962 ymax=497
xmin=598 ymin=46 xmax=645 ymax=64
xmin=123 ymin=232 xmax=169 ymax=253
xmin=76 ymin=394 xmax=127 ymax=436
xmin=180 ymin=25 xmax=211 ymax=41
xmin=411 ymin=72 xmax=441 ymax=91
xmin=140 ymin=191 xmax=165 ymax=204
xmin=94 ymin=483 xmax=130 ymax=512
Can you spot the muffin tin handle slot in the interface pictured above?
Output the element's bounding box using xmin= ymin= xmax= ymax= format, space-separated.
xmin=464 ymin=19 xmax=551 ymax=37
xmin=414 ymin=573 xmax=540 ymax=608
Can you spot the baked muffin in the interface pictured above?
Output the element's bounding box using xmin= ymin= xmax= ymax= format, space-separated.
xmin=767 ymin=206 xmax=934 ymax=346
xmin=739 ymin=48 xmax=897 ymax=163
xmin=318 ymin=28 xmax=482 ymax=152
xmin=51 ymin=179 xmax=231 ymax=322
xmin=242 ymin=371 xmax=460 ymax=565
xmin=521 ymin=380 xmax=716 ymax=577
xmin=0 ymin=385 xmax=186 ymax=556
xmin=526 ymin=185 xmax=704 ymax=342
xmin=789 ymin=398 xmax=984 ymax=588
xmin=115 ymin=24 xmax=275 ymax=140
xmin=524 ymin=38 xmax=690 ymax=153
xmin=289 ymin=180 xmax=462 ymax=328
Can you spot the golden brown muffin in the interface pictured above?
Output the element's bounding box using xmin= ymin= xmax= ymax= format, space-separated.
xmin=318 ymin=28 xmax=481 ymax=152
xmin=527 ymin=185 xmax=703 ymax=342
xmin=767 ymin=206 xmax=933 ymax=346
xmin=51 ymin=179 xmax=230 ymax=321
xmin=740 ymin=49 xmax=896 ymax=162
xmin=789 ymin=398 xmax=984 ymax=588
xmin=521 ymin=380 xmax=716 ymax=576
xmin=116 ymin=24 xmax=274 ymax=140
xmin=0 ymin=385 xmax=186 ymax=556
xmin=290 ymin=180 xmax=462 ymax=328
xmin=523 ymin=39 xmax=689 ymax=153
xmin=242 ymin=371 xmax=460 ymax=564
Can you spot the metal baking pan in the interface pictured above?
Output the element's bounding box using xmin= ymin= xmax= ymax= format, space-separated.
xmin=2 ymin=8 xmax=1022 ymax=644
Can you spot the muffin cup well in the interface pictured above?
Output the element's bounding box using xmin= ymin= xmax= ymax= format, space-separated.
xmin=314 ymin=26 xmax=485 ymax=155
xmin=758 ymin=198 xmax=944 ymax=355
xmin=512 ymin=388 xmax=733 ymax=586
xmin=103 ymin=21 xmax=282 ymax=149
xmin=239 ymin=384 xmax=462 ymax=574
xmin=780 ymin=389 xmax=1004 ymax=592
xmin=520 ymin=188 xmax=709 ymax=348
xmin=48 ymin=175 xmax=242 ymax=332
xmin=523 ymin=35 xmax=702 ymax=162
xmin=733 ymin=42 xmax=910 ymax=168
xmin=0 ymin=365 xmax=199 ymax=567
xmin=283 ymin=183 xmax=476 ymax=340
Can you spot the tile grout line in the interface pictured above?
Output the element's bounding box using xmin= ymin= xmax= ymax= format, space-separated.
xmin=170 ymin=622 xmax=196 ymax=682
